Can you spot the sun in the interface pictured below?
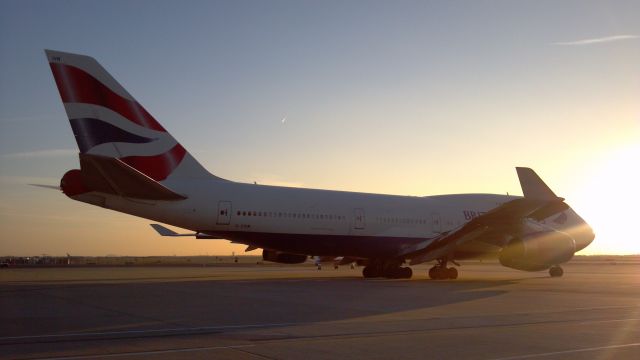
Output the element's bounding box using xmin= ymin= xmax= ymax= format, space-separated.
xmin=569 ymin=143 xmax=640 ymax=254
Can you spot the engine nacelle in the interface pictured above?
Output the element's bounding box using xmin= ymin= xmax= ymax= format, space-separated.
xmin=262 ymin=249 xmax=307 ymax=264
xmin=499 ymin=230 xmax=576 ymax=271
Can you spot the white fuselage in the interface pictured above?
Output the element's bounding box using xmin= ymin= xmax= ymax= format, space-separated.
xmin=74 ymin=178 xmax=594 ymax=260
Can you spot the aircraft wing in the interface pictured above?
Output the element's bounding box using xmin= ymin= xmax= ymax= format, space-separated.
xmin=404 ymin=197 xmax=567 ymax=264
xmin=404 ymin=167 xmax=569 ymax=265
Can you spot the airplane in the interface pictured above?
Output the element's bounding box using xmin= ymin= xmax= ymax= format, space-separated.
xmin=44 ymin=49 xmax=595 ymax=280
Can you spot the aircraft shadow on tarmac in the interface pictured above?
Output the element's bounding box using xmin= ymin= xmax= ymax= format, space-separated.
xmin=0 ymin=274 xmax=552 ymax=344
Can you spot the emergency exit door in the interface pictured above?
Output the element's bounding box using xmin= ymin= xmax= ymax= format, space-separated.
xmin=431 ymin=212 xmax=442 ymax=233
xmin=353 ymin=208 xmax=365 ymax=230
xmin=216 ymin=201 xmax=232 ymax=225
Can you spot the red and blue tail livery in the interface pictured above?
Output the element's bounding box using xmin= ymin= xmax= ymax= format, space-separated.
xmin=45 ymin=50 xmax=594 ymax=279
xmin=46 ymin=49 xmax=209 ymax=182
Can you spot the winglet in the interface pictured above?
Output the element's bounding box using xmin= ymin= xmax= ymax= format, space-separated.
xmin=516 ymin=167 xmax=559 ymax=200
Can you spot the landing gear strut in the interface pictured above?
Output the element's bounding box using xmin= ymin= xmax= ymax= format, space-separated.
xmin=428 ymin=258 xmax=458 ymax=280
xmin=549 ymin=266 xmax=563 ymax=277
xmin=362 ymin=260 xmax=412 ymax=279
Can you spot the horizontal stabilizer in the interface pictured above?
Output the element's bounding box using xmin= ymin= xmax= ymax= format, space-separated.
xmin=150 ymin=224 xmax=225 ymax=239
xmin=80 ymin=154 xmax=187 ymax=201
xmin=150 ymin=224 xmax=195 ymax=237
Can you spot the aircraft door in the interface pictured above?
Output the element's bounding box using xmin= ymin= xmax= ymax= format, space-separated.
xmin=431 ymin=212 xmax=442 ymax=234
xmin=216 ymin=201 xmax=232 ymax=225
xmin=354 ymin=208 xmax=365 ymax=230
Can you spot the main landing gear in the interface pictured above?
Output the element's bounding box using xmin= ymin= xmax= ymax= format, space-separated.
xmin=362 ymin=261 xmax=412 ymax=279
xmin=549 ymin=265 xmax=564 ymax=277
xmin=428 ymin=258 xmax=458 ymax=280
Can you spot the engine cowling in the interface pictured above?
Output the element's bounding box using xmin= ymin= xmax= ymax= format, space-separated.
xmin=499 ymin=230 xmax=576 ymax=271
xmin=262 ymin=249 xmax=307 ymax=264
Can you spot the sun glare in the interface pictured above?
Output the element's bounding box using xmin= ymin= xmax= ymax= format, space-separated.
xmin=570 ymin=142 xmax=640 ymax=254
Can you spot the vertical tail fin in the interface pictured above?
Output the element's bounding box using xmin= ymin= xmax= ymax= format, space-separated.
xmin=45 ymin=49 xmax=220 ymax=182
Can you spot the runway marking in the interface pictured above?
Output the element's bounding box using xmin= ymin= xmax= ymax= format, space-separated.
xmin=580 ymin=317 xmax=640 ymax=325
xmin=0 ymin=322 xmax=302 ymax=342
xmin=3 ymin=316 xmax=640 ymax=344
xmin=490 ymin=342 xmax=640 ymax=359
xmin=34 ymin=344 xmax=256 ymax=359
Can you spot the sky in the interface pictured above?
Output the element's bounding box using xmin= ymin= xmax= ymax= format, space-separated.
xmin=0 ymin=0 xmax=638 ymax=256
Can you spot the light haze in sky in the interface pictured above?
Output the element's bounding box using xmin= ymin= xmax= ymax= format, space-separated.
xmin=0 ymin=0 xmax=638 ymax=256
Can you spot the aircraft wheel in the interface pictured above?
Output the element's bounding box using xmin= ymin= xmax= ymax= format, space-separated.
xmin=447 ymin=267 xmax=458 ymax=280
xmin=401 ymin=267 xmax=413 ymax=279
xmin=429 ymin=266 xmax=455 ymax=280
xmin=549 ymin=266 xmax=563 ymax=277
xmin=363 ymin=266 xmax=373 ymax=278
xmin=428 ymin=266 xmax=443 ymax=280
xmin=363 ymin=265 xmax=379 ymax=278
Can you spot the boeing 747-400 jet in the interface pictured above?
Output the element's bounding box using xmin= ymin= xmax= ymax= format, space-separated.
xmin=45 ymin=50 xmax=595 ymax=279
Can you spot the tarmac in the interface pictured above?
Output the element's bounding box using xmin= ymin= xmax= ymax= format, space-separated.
xmin=1 ymin=261 xmax=639 ymax=359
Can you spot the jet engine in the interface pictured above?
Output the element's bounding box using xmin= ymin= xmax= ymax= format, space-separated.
xmin=262 ymin=249 xmax=307 ymax=264
xmin=499 ymin=230 xmax=576 ymax=271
